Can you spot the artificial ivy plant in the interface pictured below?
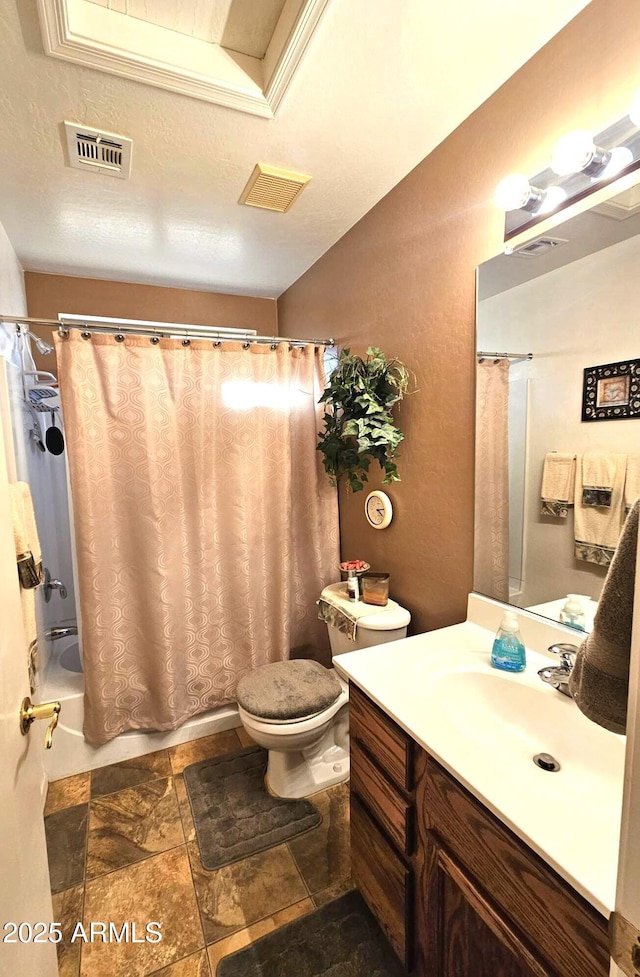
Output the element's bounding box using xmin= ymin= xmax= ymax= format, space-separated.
xmin=317 ymin=346 xmax=409 ymax=492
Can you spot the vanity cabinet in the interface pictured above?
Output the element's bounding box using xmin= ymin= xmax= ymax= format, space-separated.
xmin=349 ymin=682 xmax=415 ymax=967
xmin=349 ymin=682 xmax=610 ymax=977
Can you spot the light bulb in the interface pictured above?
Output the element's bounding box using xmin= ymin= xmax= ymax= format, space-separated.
xmin=596 ymin=145 xmax=633 ymax=180
xmin=630 ymin=87 xmax=640 ymax=127
xmin=494 ymin=174 xmax=543 ymax=212
xmin=551 ymin=129 xmax=596 ymax=175
xmin=536 ymin=186 xmax=567 ymax=215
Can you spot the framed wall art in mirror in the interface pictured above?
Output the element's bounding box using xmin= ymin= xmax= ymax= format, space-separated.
xmin=582 ymin=358 xmax=640 ymax=421
xmin=475 ymin=175 xmax=640 ymax=632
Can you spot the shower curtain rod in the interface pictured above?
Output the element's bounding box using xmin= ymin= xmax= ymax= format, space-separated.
xmin=0 ymin=314 xmax=335 ymax=348
xmin=477 ymin=350 xmax=533 ymax=361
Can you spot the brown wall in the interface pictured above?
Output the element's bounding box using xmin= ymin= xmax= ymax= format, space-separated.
xmin=278 ymin=0 xmax=640 ymax=635
xmin=25 ymin=272 xmax=277 ymax=373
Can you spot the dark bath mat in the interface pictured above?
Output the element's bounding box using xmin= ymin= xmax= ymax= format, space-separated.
xmin=218 ymin=890 xmax=407 ymax=977
xmin=183 ymin=745 xmax=321 ymax=870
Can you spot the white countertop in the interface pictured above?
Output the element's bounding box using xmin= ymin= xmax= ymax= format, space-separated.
xmin=336 ymin=599 xmax=624 ymax=918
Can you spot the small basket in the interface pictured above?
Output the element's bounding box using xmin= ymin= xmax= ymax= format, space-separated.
xmin=338 ymin=561 xmax=370 ymax=581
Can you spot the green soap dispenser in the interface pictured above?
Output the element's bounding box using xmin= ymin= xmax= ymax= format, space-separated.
xmin=491 ymin=610 xmax=526 ymax=672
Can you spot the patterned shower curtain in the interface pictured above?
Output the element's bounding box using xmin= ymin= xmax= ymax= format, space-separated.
xmin=55 ymin=332 xmax=339 ymax=745
xmin=474 ymin=359 xmax=510 ymax=602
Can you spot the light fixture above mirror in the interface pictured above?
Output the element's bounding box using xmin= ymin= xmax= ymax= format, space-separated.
xmin=495 ymin=88 xmax=640 ymax=240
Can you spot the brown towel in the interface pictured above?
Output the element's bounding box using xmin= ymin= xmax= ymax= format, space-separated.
xmin=569 ymin=499 xmax=638 ymax=734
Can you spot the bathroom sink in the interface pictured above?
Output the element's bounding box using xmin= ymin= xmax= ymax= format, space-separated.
xmin=415 ymin=655 xmax=624 ymax=794
xmin=336 ymin=619 xmax=625 ymax=916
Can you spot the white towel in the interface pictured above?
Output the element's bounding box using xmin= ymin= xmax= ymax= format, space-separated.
xmin=574 ymin=453 xmax=626 ymax=566
xmin=540 ymin=453 xmax=576 ymax=517
xmin=625 ymin=455 xmax=640 ymax=512
xmin=580 ymin=451 xmax=619 ymax=508
xmin=9 ymin=482 xmax=41 ymax=682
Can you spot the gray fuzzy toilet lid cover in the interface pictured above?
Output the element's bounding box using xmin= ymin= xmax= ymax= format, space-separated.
xmin=236 ymin=660 xmax=342 ymax=720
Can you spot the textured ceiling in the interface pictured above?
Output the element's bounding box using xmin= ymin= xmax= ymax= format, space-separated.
xmin=84 ymin=0 xmax=287 ymax=59
xmin=0 ymin=0 xmax=591 ymax=299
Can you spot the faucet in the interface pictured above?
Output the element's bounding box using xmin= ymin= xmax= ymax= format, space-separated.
xmin=537 ymin=643 xmax=579 ymax=697
xmin=43 ymin=568 xmax=68 ymax=603
xmin=44 ymin=625 xmax=78 ymax=641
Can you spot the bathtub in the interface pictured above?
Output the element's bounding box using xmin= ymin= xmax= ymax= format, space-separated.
xmin=39 ymin=633 xmax=241 ymax=781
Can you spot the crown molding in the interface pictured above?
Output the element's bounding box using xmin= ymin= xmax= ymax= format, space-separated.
xmin=264 ymin=0 xmax=332 ymax=115
xmin=36 ymin=0 xmax=329 ymax=119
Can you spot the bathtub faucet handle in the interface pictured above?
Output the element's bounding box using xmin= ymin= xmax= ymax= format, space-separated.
xmin=43 ymin=568 xmax=68 ymax=602
xmin=20 ymin=697 xmax=61 ymax=749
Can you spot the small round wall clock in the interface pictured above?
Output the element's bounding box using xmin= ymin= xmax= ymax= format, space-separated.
xmin=364 ymin=490 xmax=393 ymax=530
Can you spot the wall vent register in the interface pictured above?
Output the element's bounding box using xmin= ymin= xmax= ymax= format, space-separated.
xmin=511 ymin=236 xmax=569 ymax=258
xmin=63 ymin=121 xmax=133 ymax=179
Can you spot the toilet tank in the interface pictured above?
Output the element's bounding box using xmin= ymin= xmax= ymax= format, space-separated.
xmin=320 ymin=583 xmax=411 ymax=659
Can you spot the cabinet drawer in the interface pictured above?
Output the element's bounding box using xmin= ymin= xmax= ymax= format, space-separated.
xmin=422 ymin=755 xmax=609 ymax=977
xmin=351 ymin=793 xmax=412 ymax=968
xmin=350 ymin=682 xmax=413 ymax=791
xmin=351 ymin=738 xmax=413 ymax=855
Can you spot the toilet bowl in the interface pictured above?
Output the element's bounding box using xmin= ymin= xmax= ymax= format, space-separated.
xmin=236 ymin=583 xmax=410 ymax=798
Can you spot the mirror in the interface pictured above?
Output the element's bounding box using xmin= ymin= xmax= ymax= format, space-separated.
xmin=475 ymin=177 xmax=640 ymax=631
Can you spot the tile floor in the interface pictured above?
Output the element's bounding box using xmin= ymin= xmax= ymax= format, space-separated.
xmin=44 ymin=727 xmax=354 ymax=977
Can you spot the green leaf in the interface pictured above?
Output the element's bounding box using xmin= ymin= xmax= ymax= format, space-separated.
xmin=317 ymin=345 xmax=409 ymax=487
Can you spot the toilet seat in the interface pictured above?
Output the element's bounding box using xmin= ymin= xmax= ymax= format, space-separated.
xmin=238 ymin=682 xmax=348 ymax=734
xmin=236 ymin=659 xmax=342 ymax=722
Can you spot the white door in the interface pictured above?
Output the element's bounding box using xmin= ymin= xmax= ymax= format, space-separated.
xmin=611 ymin=543 xmax=640 ymax=977
xmin=0 ymin=364 xmax=57 ymax=975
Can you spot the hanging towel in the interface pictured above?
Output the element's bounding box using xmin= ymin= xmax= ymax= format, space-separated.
xmin=10 ymin=481 xmax=43 ymax=588
xmin=569 ymin=499 xmax=638 ymax=734
xmin=625 ymin=455 xmax=640 ymax=512
xmin=580 ymin=451 xmax=619 ymax=508
xmin=574 ymin=453 xmax=626 ymax=565
xmin=9 ymin=482 xmax=42 ymax=681
xmin=317 ymin=583 xmax=388 ymax=641
xmin=540 ymin=452 xmax=576 ymax=517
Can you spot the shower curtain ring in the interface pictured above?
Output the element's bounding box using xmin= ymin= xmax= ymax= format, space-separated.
xmin=271 ymin=343 xmax=277 ymax=350
xmin=81 ymin=331 xmax=91 ymax=340
xmin=150 ymin=336 xmax=159 ymax=345
xmin=182 ymin=339 xmax=191 ymax=346
xmin=115 ymin=334 xmax=125 ymax=343
xmin=242 ymin=342 xmax=250 ymax=350
xmin=213 ymin=341 xmax=221 ymax=348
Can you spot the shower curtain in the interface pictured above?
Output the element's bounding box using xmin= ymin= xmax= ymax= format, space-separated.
xmin=55 ymin=332 xmax=339 ymax=745
xmin=474 ymin=359 xmax=509 ymax=602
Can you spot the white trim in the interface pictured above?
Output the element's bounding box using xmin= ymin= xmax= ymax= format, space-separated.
xmin=264 ymin=0 xmax=332 ymax=115
xmin=36 ymin=0 xmax=330 ymax=118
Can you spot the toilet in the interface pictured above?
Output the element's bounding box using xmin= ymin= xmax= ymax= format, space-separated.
xmin=236 ymin=582 xmax=411 ymax=798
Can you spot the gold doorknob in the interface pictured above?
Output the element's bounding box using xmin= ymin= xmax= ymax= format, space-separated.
xmin=20 ymin=697 xmax=61 ymax=749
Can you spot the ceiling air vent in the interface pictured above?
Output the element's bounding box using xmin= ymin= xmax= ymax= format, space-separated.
xmin=63 ymin=122 xmax=133 ymax=180
xmin=239 ymin=163 xmax=311 ymax=213
xmin=512 ymin=236 xmax=568 ymax=258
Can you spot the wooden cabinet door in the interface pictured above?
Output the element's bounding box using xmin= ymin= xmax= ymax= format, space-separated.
xmin=425 ymin=835 xmax=554 ymax=977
